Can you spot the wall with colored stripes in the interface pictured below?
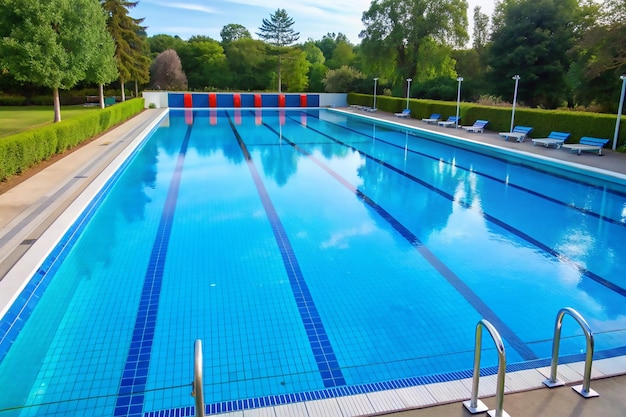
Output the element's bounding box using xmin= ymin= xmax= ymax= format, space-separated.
xmin=143 ymin=92 xmax=348 ymax=109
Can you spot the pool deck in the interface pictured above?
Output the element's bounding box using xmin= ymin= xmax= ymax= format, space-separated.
xmin=1 ymin=107 xmax=625 ymax=417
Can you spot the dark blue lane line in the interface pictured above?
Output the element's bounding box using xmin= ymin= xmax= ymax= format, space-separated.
xmin=226 ymin=114 xmax=346 ymax=388
xmin=308 ymin=115 xmax=626 ymax=227
xmin=289 ymin=119 xmax=626 ymax=300
xmin=113 ymin=125 xmax=192 ymax=417
xmin=260 ymin=122 xmax=538 ymax=362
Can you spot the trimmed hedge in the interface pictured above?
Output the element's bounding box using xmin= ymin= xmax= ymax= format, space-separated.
xmin=348 ymin=93 xmax=626 ymax=149
xmin=0 ymin=98 xmax=144 ymax=181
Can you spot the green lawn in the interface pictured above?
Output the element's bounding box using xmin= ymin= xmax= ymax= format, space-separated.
xmin=0 ymin=105 xmax=100 ymax=137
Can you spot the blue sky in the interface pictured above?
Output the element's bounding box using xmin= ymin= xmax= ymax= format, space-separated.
xmin=134 ymin=0 xmax=496 ymax=45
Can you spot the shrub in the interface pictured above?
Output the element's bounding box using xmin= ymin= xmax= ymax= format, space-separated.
xmin=0 ymin=98 xmax=144 ymax=181
xmin=347 ymin=93 xmax=626 ymax=147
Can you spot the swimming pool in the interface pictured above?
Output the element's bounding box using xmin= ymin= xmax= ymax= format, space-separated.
xmin=1 ymin=108 xmax=625 ymax=416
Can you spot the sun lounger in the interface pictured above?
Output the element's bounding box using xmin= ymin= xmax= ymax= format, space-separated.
xmin=421 ymin=113 xmax=441 ymax=124
xmin=499 ymin=126 xmax=533 ymax=142
xmin=395 ymin=109 xmax=411 ymax=118
xmin=461 ymin=120 xmax=489 ymax=133
xmin=561 ymin=136 xmax=609 ymax=155
xmin=531 ymin=131 xmax=570 ymax=149
xmin=437 ymin=116 xmax=461 ymax=128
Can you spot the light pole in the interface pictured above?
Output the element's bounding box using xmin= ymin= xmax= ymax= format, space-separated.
xmin=456 ymin=76 xmax=463 ymax=128
xmin=406 ymin=78 xmax=412 ymax=110
xmin=612 ymin=75 xmax=626 ymax=150
xmin=373 ymin=77 xmax=379 ymax=110
xmin=510 ymin=75 xmax=521 ymax=132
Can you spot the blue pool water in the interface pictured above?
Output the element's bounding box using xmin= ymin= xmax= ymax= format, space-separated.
xmin=1 ymin=108 xmax=626 ymax=416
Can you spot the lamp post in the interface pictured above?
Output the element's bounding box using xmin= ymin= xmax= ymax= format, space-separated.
xmin=456 ymin=76 xmax=463 ymax=128
xmin=510 ymin=75 xmax=521 ymax=132
xmin=373 ymin=77 xmax=379 ymax=110
xmin=406 ymin=78 xmax=412 ymax=110
xmin=612 ymin=75 xmax=626 ymax=150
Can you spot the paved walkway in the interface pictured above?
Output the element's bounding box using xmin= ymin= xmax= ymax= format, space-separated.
xmin=0 ymin=107 xmax=625 ymax=417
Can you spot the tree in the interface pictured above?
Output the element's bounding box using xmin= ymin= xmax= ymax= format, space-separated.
xmin=326 ymin=41 xmax=355 ymax=70
xmin=178 ymin=36 xmax=228 ymax=90
xmin=224 ymin=38 xmax=273 ymax=90
xmin=568 ymin=0 xmax=625 ymax=109
xmin=151 ymin=49 xmax=188 ymax=90
xmin=0 ymin=0 xmax=117 ymax=122
xmin=86 ymin=24 xmax=119 ymax=108
xmin=220 ymin=24 xmax=252 ymax=44
xmin=148 ymin=34 xmax=186 ymax=57
xmin=281 ymin=49 xmax=311 ymax=92
xmin=323 ymin=66 xmax=365 ymax=92
xmin=472 ymin=6 xmax=490 ymax=52
xmin=487 ymin=0 xmax=582 ymax=108
xmin=315 ymin=33 xmax=351 ymax=62
xmin=101 ymin=0 xmax=150 ymax=101
xmin=257 ymin=9 xmax=300 ymax=93
xmin=302 ymin=42 xmax=327 ymax=92
xmin=359 ymin=0 xmax=468 ymax=95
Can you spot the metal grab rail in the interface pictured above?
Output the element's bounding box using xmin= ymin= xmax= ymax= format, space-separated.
xmin=542 ymin=307 xmax=599 ymax=398
xmin=463 ymin=319 xmax=511 ymax=417
xmin=192 ymin=339 xmax=206 ymax=417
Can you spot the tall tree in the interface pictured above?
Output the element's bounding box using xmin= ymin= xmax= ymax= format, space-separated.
xmin=487 ymin=0 xmax=582 ymax=108
xmin=281 ymin=49 xmax=310 ymax=92
xmin=86 ymin=24 xmax=119 ymax=108
xmin=220 ymin=24 xmax=252 ymax=44
xmin=472 ymin=6 xmax=490 ymax=52
xmin=224 ymin=38 xmax=273 ymax=90
xmin=359 ymin=0 xmax=468 ymax=96
xmin=256 ymin=9 xmax=300 ymax=93
xmin=0 ymin=0 xmax=117 ymax=122
xmin=147 ymin=34 xmax=186 ymax=58
xmin=178 ymin=36 xmax=229 ymax=90
xmin=302 ymin=41 xmax=327 ymax=92
xmin=568 ymin=0 xmax=624 ymax=109
xmin=101 ymin=0 xmax=150 ymax=101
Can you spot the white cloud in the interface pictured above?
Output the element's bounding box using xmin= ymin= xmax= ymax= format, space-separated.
xmin=150 ymin=1 xmax=218 ymax=14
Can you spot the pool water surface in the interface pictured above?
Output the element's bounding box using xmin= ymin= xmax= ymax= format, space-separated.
xmin=0 ymin=108 xmax=625 ymax=417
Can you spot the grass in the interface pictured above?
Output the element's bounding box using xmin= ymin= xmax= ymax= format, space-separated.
xmin=0 ymin=105 xmax=100 ymax=137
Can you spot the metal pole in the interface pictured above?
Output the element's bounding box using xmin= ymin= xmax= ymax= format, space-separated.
xmin=373 ymin=77 xmax=379 ymax=110
xmin=510 ymin=75 xmax=520 ymax=132
xmin=192 ymin=339 xmax=205 ymax=417
xmin=612 ymin=75 xmax=626 ymax=150
xmin=406 ymin=78 xmax=412 ymax=110
xmin=456 ymin=77 xmax=463 ymax=128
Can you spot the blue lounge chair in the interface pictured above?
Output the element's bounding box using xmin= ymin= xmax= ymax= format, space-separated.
xmin=562 ymin=137 xmax=609 ymax=155
xmin=421 ymin=113 xmax=441 ymax=124
xmin=531 ymin=131 xmax=570 ymax=149
xmin=437 ymin=116 xmax=461 ymax=128
xmin=499 ymin=126 xmax=533 ymax=142
xmin=461 ymin=120 xmax=489 ymax=133
xmin=395 ymin=109 xmax=411 ymax=118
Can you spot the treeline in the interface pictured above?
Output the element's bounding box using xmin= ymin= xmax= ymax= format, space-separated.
xmin=147 ymin=0 xmax=626 ymax=112
xmin=2 ymin=0 xmax=625 ymax=115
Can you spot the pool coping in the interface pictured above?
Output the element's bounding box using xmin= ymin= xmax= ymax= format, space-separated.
xmin=0 ymin=107 xmax=625 ymax=417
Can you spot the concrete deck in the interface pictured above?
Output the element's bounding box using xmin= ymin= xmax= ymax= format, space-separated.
xmin=0 ymin=107 xmax=625 ymax=417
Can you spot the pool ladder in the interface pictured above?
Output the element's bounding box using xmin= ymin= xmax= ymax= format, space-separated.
xmin=191 ymin=339 xmax=206 ymax=417
xmin=464 ymin=308 xmax=597 ymax=417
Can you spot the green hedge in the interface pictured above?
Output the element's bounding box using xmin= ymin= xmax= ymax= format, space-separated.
xmin=0 ymin=98 xmax=144 ymax=181
xmin=348 ymin=93 xmax=626 ymax=149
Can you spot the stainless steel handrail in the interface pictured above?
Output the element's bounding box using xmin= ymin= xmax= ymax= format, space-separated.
xmin=542 ymin=307 xmax=599 ymax=398
xmin=192 ymin=339 xmax=206 ymax=417
xmin=463 ymin=319 xmax=511 ymax=417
